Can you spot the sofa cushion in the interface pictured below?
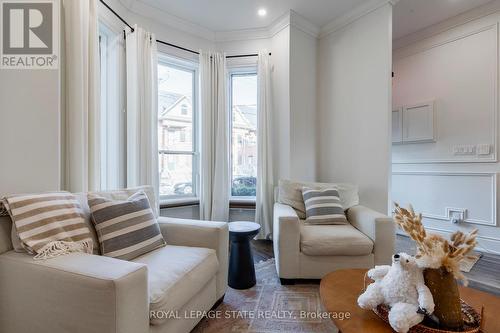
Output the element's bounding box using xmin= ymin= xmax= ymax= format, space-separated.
xmin=300 ymin=222 xmax=373 ymax=256
xmin=88 ymin=191 xmax=166 ymax=261
xmin=75 ymin=186 xmax=158 ymax=255
xmin=278 ymin=179 xmax=359 ymax=219
xmin=87 ymin=186 xmax=159 ymax=218
xmin=132 ymin=244 xmax=218 ymax=325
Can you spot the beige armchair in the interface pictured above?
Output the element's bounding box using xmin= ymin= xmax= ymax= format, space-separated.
xmin=0 ymin=189 xmax=229 ymax=333
xmin=273 ymin=203 xmax=395 ymax=284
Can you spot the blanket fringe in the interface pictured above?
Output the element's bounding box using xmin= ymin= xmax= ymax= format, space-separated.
xmin=33 ymin=240 xmax=93 ymax=260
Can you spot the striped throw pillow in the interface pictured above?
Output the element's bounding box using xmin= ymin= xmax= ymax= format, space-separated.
xmin=302 ymin=187 xmax=348 ymax=225
xmin=2 ymin=192 xmax=94 ymax=259
xmin=88 ymin=190 xmax=165 ymax=260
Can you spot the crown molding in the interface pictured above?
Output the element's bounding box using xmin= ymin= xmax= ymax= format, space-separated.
xmin=117 ymin=1 xmax=320 ymax=44
xmin=214 ymin=27 xmax=271 ymax=42
xmin=209 ymin=10 xmax=321 ymax=42
xmin=120 ymin=0 xmax=216 ymax=41
xmin=289 ymin=10 xmax=321 ymax=39
xmin=393 ymin=0 xmax=500 ymax=50
xmin=215 ymin=11 xmax=291 ymax=42
xmin=319 ymin=0 xmax=395 ymax=39
xmin=268 ymin=11 xmax=292 ymax=38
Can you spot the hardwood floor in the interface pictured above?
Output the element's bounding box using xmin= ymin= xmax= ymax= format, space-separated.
xmin=250 ymin=239 xmax=273 ymax=263
xmin=251 ymin=235 xmax=500 ymax=295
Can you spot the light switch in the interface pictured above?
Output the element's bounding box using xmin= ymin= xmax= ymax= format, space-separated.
xmin=477 ymin=144 xmax=491 ymax=155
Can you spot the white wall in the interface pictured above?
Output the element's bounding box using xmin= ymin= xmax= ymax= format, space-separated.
xmin=0 ymin=0 xmax=62 ymax=196
xmin=270 ymin=25 xmax=292 ymax=183
xmin=392 ymin=9 xmax=500 ymax=254
xmin=0 ymin=70 xmax=61 ymax=195
xmin=317 ymin=4 xmax=393 ymax=213
xmin=290 ymin=26 xmax=317 ymax=181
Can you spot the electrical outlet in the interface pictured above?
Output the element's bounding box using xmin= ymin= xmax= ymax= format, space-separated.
xmin=447 ymin=208 xmax=467 ymax=224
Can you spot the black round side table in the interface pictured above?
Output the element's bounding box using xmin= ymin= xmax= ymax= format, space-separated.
xmin=228 ymin=221 xmax=261 ymax=290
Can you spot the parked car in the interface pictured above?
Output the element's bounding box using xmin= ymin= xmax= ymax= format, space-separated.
xmin=231 ymin=176 xmax=256 ymax=197
xmin=173 ymin=182 xmax=193 ymax=195
xmin=172 ymin=177 xmax=256 ymax=196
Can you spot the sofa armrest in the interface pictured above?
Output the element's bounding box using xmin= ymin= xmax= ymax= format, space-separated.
xmin=273 ymin=203 xmax=300 ymax=278
xmin=347 ymin=205 xmax=395 ymax=265
xmin=0 ymin=252 xmax=148 ymax=333
xmin=157 ymin=217 xmax=228 ymax=299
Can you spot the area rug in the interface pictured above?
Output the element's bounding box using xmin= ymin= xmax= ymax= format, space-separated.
xmin=192 ymin=259 xmax=338 ymax=333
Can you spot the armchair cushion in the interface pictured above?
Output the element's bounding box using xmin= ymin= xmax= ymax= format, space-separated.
xmin=132 ymin=244 xmax=218 ymax=325
xmin=300 ymin=222 xmax=373 ymax=256
xmin=157 ymin=217 xmax=228 ymax=300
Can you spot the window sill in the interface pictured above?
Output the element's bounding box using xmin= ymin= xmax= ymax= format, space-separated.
xmin=230 ymin=197 xmax=256 ymax=209
xmin=160 ymin=197 xmax=199 ymax=209
xmin=159 ymin=197 xmax=256 ymax=209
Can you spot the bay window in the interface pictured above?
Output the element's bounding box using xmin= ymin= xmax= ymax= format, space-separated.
xmin=98 ymin=21 xmax=125 ymax=190
xmin=157 ymin=56 xmax=199 ymax=201
xmin=229 ymin=71 xmax=258 ymax=199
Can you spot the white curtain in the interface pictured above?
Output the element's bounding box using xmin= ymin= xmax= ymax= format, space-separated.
xmin=199 ymin=52 xmax=229 ymax=221
xmin=255 ymin=51 xmax=274 ymax=239
xmin=125 ymin=26 xmax=159 ymax=206
xmin=63 ymin=0 xmax=100 ymax=192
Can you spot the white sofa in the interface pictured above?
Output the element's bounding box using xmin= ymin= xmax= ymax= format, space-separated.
xmin=273 ymin=203 xmax=395 ymax=283
xmin=0 ymin=190 xmax=228 ymax=333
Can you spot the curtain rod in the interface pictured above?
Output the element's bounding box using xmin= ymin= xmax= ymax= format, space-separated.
xmin=99 ymin=0 xmax=271 ymax=58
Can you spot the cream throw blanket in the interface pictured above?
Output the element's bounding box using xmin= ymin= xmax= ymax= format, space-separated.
xmin=2 ymin=192 xmax=93 ymax=260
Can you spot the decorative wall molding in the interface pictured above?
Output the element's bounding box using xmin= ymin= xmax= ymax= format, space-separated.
xmin=394 ymin=23 xmax=499 ymax=60
xmin=392 ymin=171 xmax=498 ymax=227
xmin=396 ymin=227 xmax=500 ymax=255
xmin=394 ymin=0 xmax=500 ymax=50
xmin=393 ymin=23 xmax=498 ymax=164
xmin=319 ymin=0 xmax=394 ymax=39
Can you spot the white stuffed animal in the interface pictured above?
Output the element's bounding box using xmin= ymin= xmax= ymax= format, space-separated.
xmin=357 ymin=253 xmax=435 ymax=333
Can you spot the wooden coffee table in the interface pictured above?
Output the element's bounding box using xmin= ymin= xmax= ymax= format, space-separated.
xmin=320 ymin=269 xmax=500 ymax=333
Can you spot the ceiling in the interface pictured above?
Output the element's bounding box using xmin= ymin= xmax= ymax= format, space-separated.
xmin=393 ymin=0 xmax=494 ymax=40
xmin=127 ymin=0 xmax=368 ymax=32
xmin=121 ymin=0 xmax=496 ymax=39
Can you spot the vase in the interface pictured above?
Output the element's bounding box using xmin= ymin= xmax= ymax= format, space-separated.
xmin=424 ymin=267 xmax=463 ymax=330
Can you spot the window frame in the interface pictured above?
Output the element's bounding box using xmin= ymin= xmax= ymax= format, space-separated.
xmin=98 ymin=20 xmax=126 ymax=191
xmin=228 ymin=67 xmax=258 ymax=203
xmin=157 ymin=54 xmax=200 ymax=204
xmin=98 ymin=28 xmax=108 ymax=189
